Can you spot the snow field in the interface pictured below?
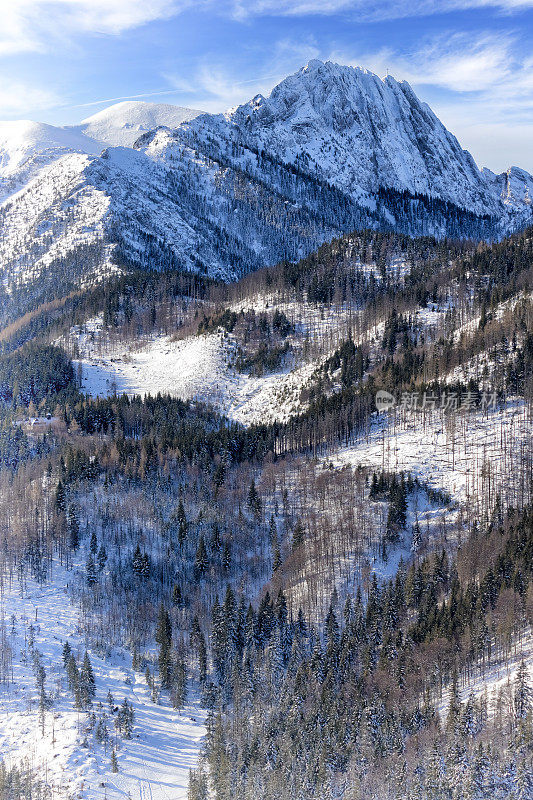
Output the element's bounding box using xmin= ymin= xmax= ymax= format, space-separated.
xmin=438 ymin=629 xmax=533 ymax=721
xmin=330 ymin=400 xmax=532 ymax=523
xmin=0 ymin=565 xmax=206 ymax=800
xmin=70 ymin=316 xmax=318 ymax=426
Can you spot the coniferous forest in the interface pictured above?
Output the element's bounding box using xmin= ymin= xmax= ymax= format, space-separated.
xmin=0 ymin=220 xmax=531 ymax=800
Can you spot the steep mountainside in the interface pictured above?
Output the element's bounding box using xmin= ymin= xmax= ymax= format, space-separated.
xmin=0 ymin=61 xmax=532 ymax=324
xmin=178 ymin=61 xmax=491 ymax=212
xmin=149 ymin=60 xmax=531 ymax=223
xmin=0 ymin=120 xmax=102 ymax=202
xmin=0 ymin=227 xmax=531 ymax=800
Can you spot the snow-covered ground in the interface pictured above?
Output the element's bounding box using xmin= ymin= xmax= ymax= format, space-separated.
xmin=438 ymin=629 xmax=533 ymax=719
xmin=70 ymin=317 xmax=317 ymax=425
xmin=68 ymin=313 xmax=532 ymax=524
xmin=329 ymin=400 xmax=532 ymax=522
xmin=0 ymin=565 xmax=206 ymax=800
xmin=74 ymin=101 xmax=202 ymax=148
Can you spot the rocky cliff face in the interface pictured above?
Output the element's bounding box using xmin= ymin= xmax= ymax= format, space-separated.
xmin=0 ymin=61 xmax=531 ymax=322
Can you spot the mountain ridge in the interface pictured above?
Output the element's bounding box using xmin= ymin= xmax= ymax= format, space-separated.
xmin=0 ymin=60 xmax=532 ymax=324
xmin=74 ymin=100 xmax=203 ymax=147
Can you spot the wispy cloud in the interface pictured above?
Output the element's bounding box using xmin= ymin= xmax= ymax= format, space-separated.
xmin=230 ymin=0 xmax=533 ymax=21
xmin=331 ymin=32 xmax=516 ymax=90
xmin=0 ymin=1 xmax=196 ymax=56
xmin=164 ymin=38 xmax=320 ymax=111
xmin=0 ymin=80 xmax=61 ymax=115
xmin=331 ymin=31 xmax=533 ymax=112
xmin=5 ymin=0 xmax=531 ymax=59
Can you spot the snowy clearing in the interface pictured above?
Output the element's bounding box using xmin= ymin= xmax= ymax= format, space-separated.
xmin=0 ymin=565 xmax=206 ymax=800
xmin=71 ymin=320 xmax=317 ymax=426
xmin=438 ymin=629 xmax=533 ymax=719
xmin=328 ymin=400 xmax=532 ymax=521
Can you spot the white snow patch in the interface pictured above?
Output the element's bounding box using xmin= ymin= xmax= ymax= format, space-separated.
xmin=329 ymin=400 xmax=532 ymax=519
xmin=0 ymin=565 xmax=206 ymax=800
xmin=69 ymin=320 xmax=316 ymax=425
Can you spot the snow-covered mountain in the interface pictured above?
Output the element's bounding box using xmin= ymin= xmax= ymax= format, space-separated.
xmin=483 ymin=164 xmax=533 ymax=230
xmin=175 ymin=60 xmax=492 ymax=214
xmin=0 ymin=101 xmax=202 ymax=201
xmin=0 ymin=120 xmax=102 ymax=202
xmin=74 ymin=100 xmax=203 ymax=147
xmin=1 ymin=61 xmax=532 ymax=322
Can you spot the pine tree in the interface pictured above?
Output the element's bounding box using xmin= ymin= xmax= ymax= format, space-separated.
xmin=62 ymin=640 xmax=72 ymax=667
xmin=156 ymin=604 xmax=172 ymax=689
xmin=514 ymin=657 xmax=532 ymax=746
xmin=514 ymin=658 xmax=531 ymax=722
xmin=194 ymin=536 xmax=209 ymax=578
xmin=272 ymin=541 xmax=282 ymax=573
xmin=54 ymin=481 xmax=66 ymax=514
xmin=247 ymin=479 xmax=262 ymax=520
xmin=66 ymin=655 xmax=81 ymax=707
xmin=116 ymin=698 xmax=134 ymax=738
xmin=110 ymin=748 xmax=119 ymax=773
xmin=411 ymin=520 xmax=422 ymax=552
xmin=222 ymin=542 xmax=231 ymax=572
xmin=268 ymin=515 xmax=277 ymax=545
xmin=188 ymin=766 xmax=209 ymax=800
xmin=292 ymin=519 xmax=305 ymax=552
xmin=95 ymin=714 xmax=109 ymax=749
xmin=86 ymin=554 xmax=97 ymax=586
xmin=447 ymin=669 xmax=462 ymax=736
xmin=79 ymin=652 xmax=96 ymax=708
xmin=67 ymin=505 xmax=79 ymax=550
xmin=210 ymin=522 xmax=221 ymax=552
xmin=177 ymin=499 xmax=188 ymax=546
xmin=97 ymin=544 xmax=107 ymax=572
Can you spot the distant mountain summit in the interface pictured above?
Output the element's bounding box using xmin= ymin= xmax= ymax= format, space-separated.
xmin=0 ymin=61 xmax=531 ymax=323
xmin=0 ymin=119 xmax=101 ymax=202
xmin=74 ymin=100 xmax=203 ymax=147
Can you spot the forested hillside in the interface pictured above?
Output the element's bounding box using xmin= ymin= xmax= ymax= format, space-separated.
xmin=0 ymin=225 xmax=531 ymax=800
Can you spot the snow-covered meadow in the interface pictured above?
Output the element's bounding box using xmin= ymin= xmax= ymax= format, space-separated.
xmin=68 ymin=315 xmax=318 ymax=425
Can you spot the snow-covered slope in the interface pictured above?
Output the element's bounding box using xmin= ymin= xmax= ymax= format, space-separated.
xmin=149 ymin=60 xmax=533 ymax=223
xmin=75 ymin=100 xmax=202 ymax=147
xmin=0 ymin=120 xmax=102 ymax=202
xmin=183 ymin=60 xmax=491 ymax=214
xmin=1 ymin=60 xmax=533 ymax=321
xmin=73 ymin=325 xmax=317 ymax=426
xmin=483 ymin=164 xmax=533 ymax=230
xmin=0 ymin=120 xmax=101 ymax=177
xmin=0 ymin=153 xmax=117 ymax=305
xmin=0 ymin=562 xmax=206 ymax=800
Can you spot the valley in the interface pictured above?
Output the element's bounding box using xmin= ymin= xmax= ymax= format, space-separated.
xmin=0 ymin=59 xmax=531 ymax=800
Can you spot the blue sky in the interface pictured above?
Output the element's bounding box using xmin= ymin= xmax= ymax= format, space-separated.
xmin=1 ymin=1 xmax=532 ymax=172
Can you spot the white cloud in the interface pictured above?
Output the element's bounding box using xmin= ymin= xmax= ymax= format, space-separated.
xmin=0 ymin=0 xmax=531 ymax=58
xmin=0 ymin=80 xmax=61 ymax=115
xmin=332 ymin=31 xmax=533 ymax=110
xmin=230 ymin=0 xmax=533 ymax=20
xmin=164 ymin=38 xmax=321 ymax=111
xmin=165 ymin=66 xmax=283 ymax=112
xmin=331 ymin=32 xmax=517 ymax=92
xmin=0 ymin=1 xmax=195 ymax=55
